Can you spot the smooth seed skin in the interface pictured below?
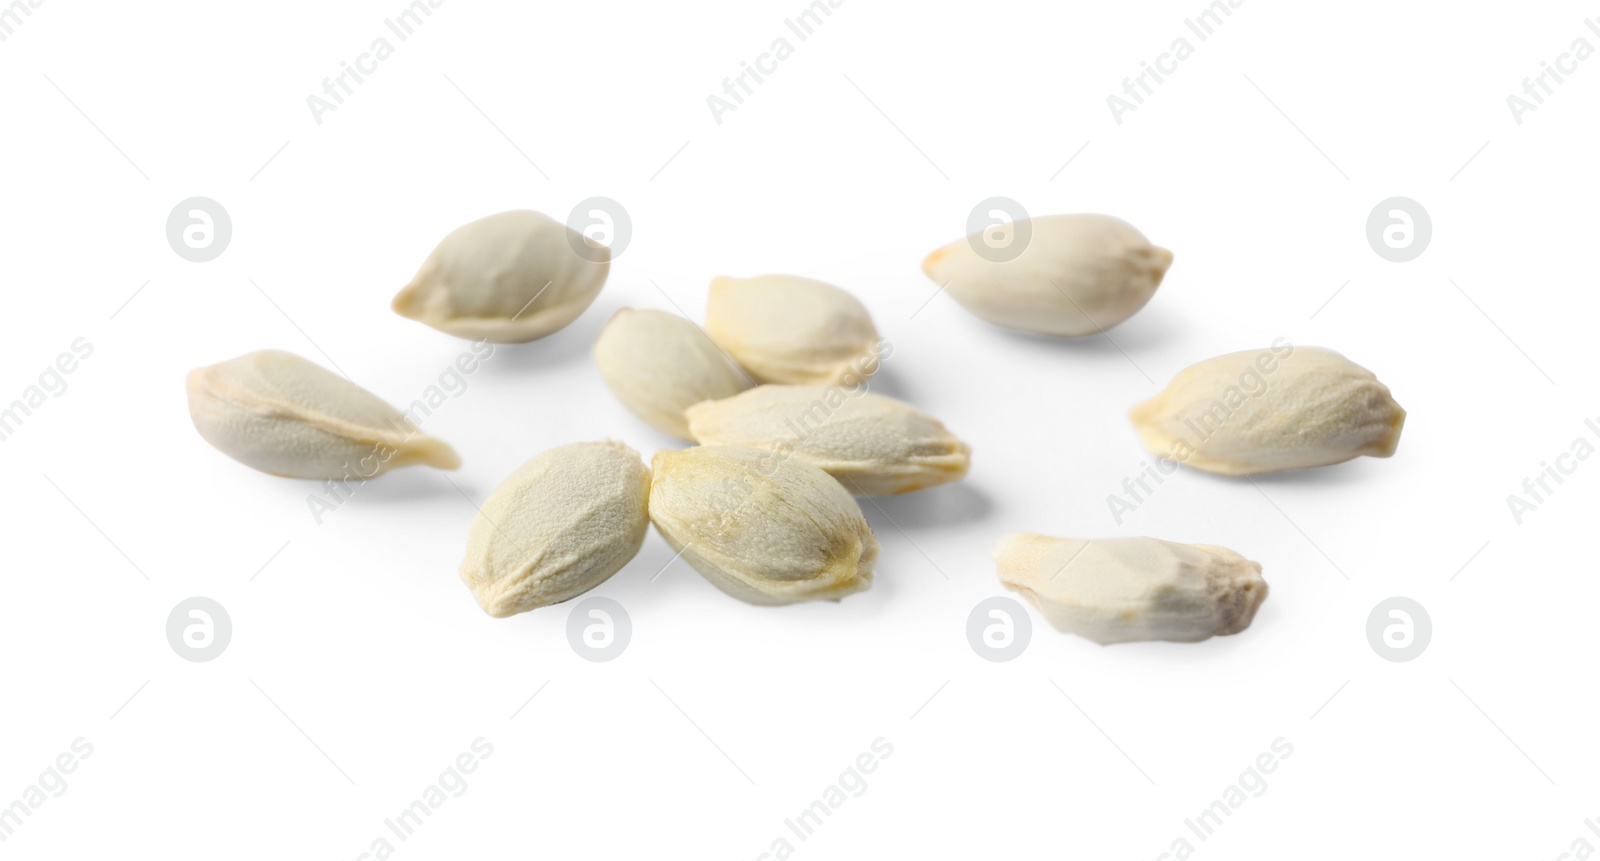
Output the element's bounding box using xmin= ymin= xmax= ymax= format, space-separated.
xmin=186 ymin=349 xmax=460 ymax=479
xmin=993 ymin=534 xmax=1268 ymax=645
xmin=685 ymin=385 xmax=971 ymax=495
xmin=648 ymin=445 xmax=878 ymax=605
xmin=704 ymin=275 xmax=881 ymax=386
xmin=922 ymin=214 xmax=1171 ymax=337
xmin=392 ymin=209 xmax=609 ymax=343
xmin=1128 ymin=346 xmax=1406 ymax=476
xmin=593 ymin=308 xmax=751 ymax=440
xmin=459 ymin=441 xmax=651 ymax=618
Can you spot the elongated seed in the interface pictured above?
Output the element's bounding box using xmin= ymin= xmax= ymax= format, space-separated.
xmin=648 ymin=445 xmax=877 ymax=605
xmin=922 ymin=214 xmax=1171 ymax=336
xmin=994 ymin=533 xmax=1268 ymax=645
xmin=1128 ymin=344 xmax=1405 ymax=476
xmin=392 ymin=209 xmax=609 ymax=343
xmin=704 ymin=274 xmax=883 ymax=386
xmin=186 ymin=349 xmax=459 ymax=479
xmin=459 ymin=441 xmax=650 ymax=617
xmin=685 ymin=385 xmax=970 ymax=495
xmin=594 ymin=308 xmax=751 ymax=440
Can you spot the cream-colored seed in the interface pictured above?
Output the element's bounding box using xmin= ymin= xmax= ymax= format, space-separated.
xmin=459 ymin=441 xmax=650 ymax=618
xmin=185 ymin=349 xmax=460 ymax=479
xmin=1129 ymin=345 xmax=1406 ymax=476
xmin=921 ymin=214 xmax=1172 ymax=337
xmin=392 ymin=209 xmax=609 ymax=343
xmin=993 ymin=534 xmax=1268 ymax=645
xmin=704 ymin=275 xmax=881 ymax=386
xmin=685 ymin=385 xmax=971 ymax=495
xmin=648 ymin=445 xmax=878 ymax=605
xmin=593 ymin=308 xmax=751 ymax=440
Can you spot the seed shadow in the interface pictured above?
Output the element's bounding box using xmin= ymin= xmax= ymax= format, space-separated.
xmin=474 ymin=300 xmax=619 ymax=373
xmin=1087 ymin=626 xmax=1274 ymax=662
xmin=1200 ymin=459 xmax=1391 ymax=488
xmin=987 ymin=303 xmax=1183 ymax=356
xmin=623 ymin=418 xmax=699 ymax=454
xmin=860 ymin=522 xmax=961 ymax=593
xmin=595 ymin=534 xmax=688 ymax=611
xmin=858 ymin=482 xmax=994 ymax=531
xmin=338 ymin=467 xmax=470 ymax=504
xmin=862 ymin=365 xmax=916 ymax=402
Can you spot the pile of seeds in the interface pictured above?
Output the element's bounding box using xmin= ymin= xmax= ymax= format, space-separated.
xmin=186 ymin=207 xmax=1406 ymax=646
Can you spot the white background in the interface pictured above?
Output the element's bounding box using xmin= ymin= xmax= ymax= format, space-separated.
xmin=1 ymin=0 xmax=1596 ymax=857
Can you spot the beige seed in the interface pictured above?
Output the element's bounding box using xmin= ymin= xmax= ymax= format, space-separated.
xmin=922 ymin=213 xmax=1172 ymax=336
xmin=994 ymin=534 xmax=1268 ymax=645
xmin=392 ymin=209 xmax=609 ymax=343
xmin=593 ymin=308 xmax=751 ymax=440
xmin=704 ymin=274 xmax=882 ymax=386
xmin=648 ymin=445 xmax=877 ymax=605
xmin=459 ymin=441 xmax=650 ymax=618
xmin=685 ymin=385 xmax=970 ymax=495
xmin=1128 ymin=345 xmax=1406 ymax=476
xmin=185 ymin=349 xmax=459 ymax=479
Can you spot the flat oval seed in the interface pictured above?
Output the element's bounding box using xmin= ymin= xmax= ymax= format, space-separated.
xmin=593 ymin=308 xmax=752 ymax=440
xmin=186 ymin=349 xmax=460 ymax=479
xmin=1128 ymin=345 xmax=1406 ymax=476
xmin=922 ymin=213 xmax=1171 ymax=336
xmin=685 ymin=385 xmax=970 ymax=495
xmin=392 ymin=209 xmax=609 ymax=343
xmin=704 ymin=274 xmax=882 ymax=386
xmin=994 ymin=534 xmax=1268 ymax=645
xmin=648 ymin=445 xmax=877 ymax=605
xmin=459 ymin=440 xmax=651 ymax=617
